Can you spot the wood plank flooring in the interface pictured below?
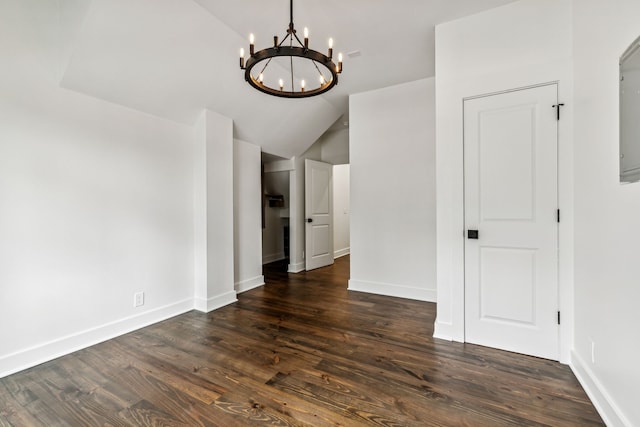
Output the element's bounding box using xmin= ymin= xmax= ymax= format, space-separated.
xmin=0 ymin=256 xmax=603 ymax=426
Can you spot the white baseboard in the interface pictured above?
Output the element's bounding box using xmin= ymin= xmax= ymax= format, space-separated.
xmin=334 ymin=247 xmax=350 ymax=259
xmin=235 ymin=275 xmax=265 ymax=293
xmin=194 ymin=290 xmax=237 ymax=313
xmin=348 ymin=279 xmax=437 ymax=302
xmin=262 ymin=252 xmax=285 ymax=265
xmin=0 ymin=298 xmax=194 ymax=379
xmin=571 ymin=351 xmax=631 ymax=427
xmin=433 ymin=320 xmax=455 ymax=341
xmin=288 ymin=261 xmax=305 ymax=273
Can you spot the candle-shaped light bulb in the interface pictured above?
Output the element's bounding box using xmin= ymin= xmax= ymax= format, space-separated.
xmin=338 ymin=52 xmax=343 ymax=73
xmin=249 ymin=33 xmax=255 ymax=55
xmin=259 ymin=73 xmax=264 ymax=84
xmin=279 ymin=79 xmax=284 ymax=90
xmin=301 ymin=79 xmax=306 ymax=92
xmin=239 ymin=48 xmax=245 ymax=68
xmin=304 ymin=27 xmax=309 ymax=49
xmin=249 ymin=33 xmax=255 ymax=44
xmin=328 ymin=38 xmax=333 ymax=59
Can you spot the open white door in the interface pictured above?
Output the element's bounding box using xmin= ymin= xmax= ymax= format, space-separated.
xmin=305 ymin=159 xmax=334 ymax=271
xmin=464 ymin=84 xmax=559 ymax=360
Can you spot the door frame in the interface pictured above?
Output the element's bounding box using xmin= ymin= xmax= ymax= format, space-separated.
xmin=304 ymin=159 xmax=335 ymax=271
xmin=462 ymin=82 xmax=560 ymax=359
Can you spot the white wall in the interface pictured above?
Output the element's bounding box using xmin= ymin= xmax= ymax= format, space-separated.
xmin=434 ymin=0 xmax=574 ymax=361
xmin=233 ymin=139 xmax=264 ymax=293
xmin=349 ymin=78 xmax=437 ymax=302
xmin=572 ymin=1 xmax=640 ymax=425
xmin=320 ymin=129 xmax=350 ymax=165
xmin=262 ymin=170 xmax=290 ymax=264
xmin=0 ymin=1 xmax=195 ymax=376
xmin=333 ymin=164 xmax=350 ymax=258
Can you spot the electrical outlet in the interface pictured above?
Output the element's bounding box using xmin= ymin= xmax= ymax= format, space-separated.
xmin=134 ymin=292 xmax=144 ymax=307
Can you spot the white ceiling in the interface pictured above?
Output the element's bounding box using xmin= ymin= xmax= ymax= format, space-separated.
xmin=58 ymin=0 xmax=517 ymax=158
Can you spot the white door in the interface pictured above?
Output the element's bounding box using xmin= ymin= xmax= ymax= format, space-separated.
xmin=305 ymin=159 xmax=334 ymax=271
xmin=464 ymin=84 xmax=559 ymax=360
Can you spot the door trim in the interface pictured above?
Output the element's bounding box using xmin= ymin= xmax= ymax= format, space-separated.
xmin=462 ymin=82 xmax=561 ymax=358
xmin=463 ymin=81 xmax=559 ymax=102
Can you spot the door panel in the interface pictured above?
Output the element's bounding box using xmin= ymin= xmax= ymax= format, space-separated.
xmin=479 ymin=106 xmax=535 ymax=221
xmin=480 ymin=247 xmax=536 ymax=325
xmin=464 ymin=84 xmax=559 ymax=360
xmin=305 ymin=159 xmax=334 ymax=271
xmin=311 ymin=168 xmax=330 ymax=214
xmin=311 ymin=225 xmax=330 ymax=257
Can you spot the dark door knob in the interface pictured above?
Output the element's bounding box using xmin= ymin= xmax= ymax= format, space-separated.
xmin=306 ymin=218 xmax=313 ymax=223
xmin=467 ymin=229 xmax=479 ymax=239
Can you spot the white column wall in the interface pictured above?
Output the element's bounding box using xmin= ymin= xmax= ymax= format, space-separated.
xmin=233 ymin=139 xmax=264 ymax=293
xmin=194 ymin=110 xmax=237 ymax=312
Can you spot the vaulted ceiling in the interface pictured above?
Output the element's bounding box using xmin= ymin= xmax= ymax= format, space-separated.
xmin=57 ymin=0 xmax=517 ymax=158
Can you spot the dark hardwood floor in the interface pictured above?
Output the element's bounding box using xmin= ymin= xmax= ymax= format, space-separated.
xmin=0 ymin=256 xmax=603 ymax=426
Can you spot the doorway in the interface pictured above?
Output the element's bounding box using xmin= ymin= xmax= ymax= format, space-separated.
xmin=262 ymin=169 xmax=290 ymax=265
xmin=304 ymin=160 xmax=351 ymax=271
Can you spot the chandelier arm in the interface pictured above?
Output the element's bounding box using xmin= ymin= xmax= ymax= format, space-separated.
xmin=257 ymin=57 xmax=274 ymax=77
xmin=292 ymin=33 xmax=305 ymax=48
xmin=278 ymin=32 xmax=292 ymax=48
xmin=311 ymin=60 xmax=326 ymax=80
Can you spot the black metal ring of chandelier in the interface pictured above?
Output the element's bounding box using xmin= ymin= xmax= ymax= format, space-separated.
xmin=244 ymin=47 xmax=339 ymax=99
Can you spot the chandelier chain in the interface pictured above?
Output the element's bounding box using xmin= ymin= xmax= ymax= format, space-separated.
xmin=289 ymin=0 xmax=293 ymax=30
xmin=290 ymin=53 xmax=294 ymax=92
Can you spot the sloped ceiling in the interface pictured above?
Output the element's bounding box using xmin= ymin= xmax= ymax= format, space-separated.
xmin=59 ymin=0 xmax=517 ymax=158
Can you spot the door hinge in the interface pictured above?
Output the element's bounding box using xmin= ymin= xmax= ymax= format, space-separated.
xmin=557 ymin=209 xmax=560 ymax=223
xmin=552 ymin=103 xmax=565 ymax=121
xmin=557 ymin=311 xmax=561 ymax=325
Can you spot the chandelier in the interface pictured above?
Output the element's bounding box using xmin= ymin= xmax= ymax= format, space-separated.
xmin=239 ymin=0 xmax=343 ymax=98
